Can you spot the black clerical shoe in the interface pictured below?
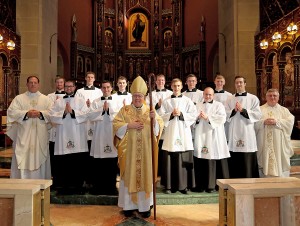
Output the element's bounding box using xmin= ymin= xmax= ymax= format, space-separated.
xmin=179 ymin=188 xmax=189 ymax=194
xmin=205 ymin=189 xmax=217 ymax=193
xmin=139 ymin=210 xmax=151 ymax=218
xmin=123 ymin=210 xmax=135 ymax=217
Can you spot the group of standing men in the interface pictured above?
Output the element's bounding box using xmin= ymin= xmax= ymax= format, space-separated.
xmin=6 ymin=71 xmax=295 ymax=218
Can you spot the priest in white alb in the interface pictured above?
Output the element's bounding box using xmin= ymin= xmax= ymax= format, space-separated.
xmin=255 ymin=88 xmax=294 ymax=177
xmin=7 ymin=76 xmax=52 ymax=179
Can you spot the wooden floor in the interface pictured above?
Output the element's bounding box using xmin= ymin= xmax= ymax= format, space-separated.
xmin=50 ymin=203 xmax=219 ymax=226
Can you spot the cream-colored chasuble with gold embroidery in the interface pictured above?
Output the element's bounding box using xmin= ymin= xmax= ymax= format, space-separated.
xmin=255 ymin=103 xmax=294 ymax=176
xmin=7 ymin=91 xmax=52 ymax=172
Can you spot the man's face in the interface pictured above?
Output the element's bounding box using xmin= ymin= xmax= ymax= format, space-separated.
xmin=55 ymin=79 xmax=64 ymax=90
xmin=132 ymin=93 xmax=144 ymax=107
xmin=235 ymin=78 xmax=246 ymax=93
xmin=85 ymin=73 xmax=95 ymax=86
xmin=117 ymin=79 xmax=127 ymax=92
xmin=171 ymin=81 xmax=182 ymax=95
xmin=27 ymin=77 xmax=40 ymax=93
xmin=156 ymin=76 xmax=165 ymax=89
xmin=266 ymin=92 xmax=279 ymax=107
xmin=186 ymin=77 xmax=197 ymax=89
xmin=203 ymin=88 xmax=214 ymax=102
xmin=64 ymin=82 xmax=76 ymax=95
xmin=101 ymin=82 xmax=112 ymax=97
xmin=214 ymin=78 xmax=225 ymax=90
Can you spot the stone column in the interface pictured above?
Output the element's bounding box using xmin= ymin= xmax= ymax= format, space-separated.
xmin=16 ymin=0 xmax=58 ymax=94
xmin=2 ymin=66 xmax=11 ymax=110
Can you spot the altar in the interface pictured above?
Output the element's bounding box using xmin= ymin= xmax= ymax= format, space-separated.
xmin=217 ymin=177 xmax=300 ymax=226
xmin=0 ymin=179 xmax=52 ymax=226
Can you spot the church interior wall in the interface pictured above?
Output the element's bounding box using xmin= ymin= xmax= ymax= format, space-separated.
xmin=219 ymin=0 xmax=259 ymax=94
xmin=58 ymin=0 xmax=93 ymax=79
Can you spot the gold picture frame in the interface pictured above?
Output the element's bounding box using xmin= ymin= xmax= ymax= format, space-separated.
xmin=128 ymin=13 xmax=148 ymax=49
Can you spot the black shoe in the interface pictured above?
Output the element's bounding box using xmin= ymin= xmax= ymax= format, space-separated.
xmin=179 ymin=188 xmax=188 ymax=194
xmin=123 ymin=210 xmax=134 ymax=217
xmin=164 ymin=189 xmax=171 ymax=194
xmin=205 ymin=189 xmax=216 ymax=193
xmin=139 ymin=210 xmax=151 ymax=218
xmin=171 ymin=189 xmax=177 ymax=193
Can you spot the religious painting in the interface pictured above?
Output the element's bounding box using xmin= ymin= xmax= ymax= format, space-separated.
xmin=85 ymin=57 xmax=92 ymax=73
xmin=193 ymin=55 xmax=199 ymax=73
xmin=77 ymin=56 xmax=83 ymax=74
xmin=185 ymin=57 xmax=192 ymax=74
xmin=128 ymin=13 xmax=148 ymax=49
xmin=283 ymin=52 xmax=294 ymax=108
xmin=163 ymin=30 xmax=172 ymax=50
xmin=271 ymin=53 xmax=279 ymax=90
xmin=104 ymin=30 xmax=113 ymax=50
xmin=260 ymin=58 xmax=267 ymax=103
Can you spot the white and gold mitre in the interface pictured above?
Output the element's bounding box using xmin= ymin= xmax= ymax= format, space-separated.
xmin=130 ymin=76 xmax=147 ymax=95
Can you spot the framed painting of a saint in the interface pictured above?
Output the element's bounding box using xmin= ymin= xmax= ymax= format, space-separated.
xmin=128 ymin=13 xmax=148 ymax=49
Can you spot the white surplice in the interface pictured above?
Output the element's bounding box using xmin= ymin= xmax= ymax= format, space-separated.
xmin=255 ymin=103 xmax=294 ymax=177
xmin=213 ymin=90 xmax=232 ymax=139
xmin=112 ymin=92 xmax=132 ymax=111
xmin=89 ymin=96 xmax=118 ymax=158
xmin=49 ymin=95 xmax=90 ymax=155
xmin=194 ymin=101 xmax=230 ymax=159
xmin=7 ymin=91 xmax=52 ymax=179
xmin=182 ymin=89 xmax=203 ymax=104
xmin=225 ymin=93 xmax=262 ymax=152
xmin=161 ymin=95 xmax=197 ymax=151
xmin=146 ymin=89 xmax=173 ymax=112
xmin=47 ymin=91 xmax=65 ymax=142
xmin=75 ymin=87 xmax=103 ymax=140
xmin=213 ymin=91 xmax=232 ymax=105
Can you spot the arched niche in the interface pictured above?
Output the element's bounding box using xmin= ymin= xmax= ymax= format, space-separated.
xmin=295 ymin=36 xmax=300 ymax=55
xmin=0 ymin=53 xmax=9 ymax=67
xmin=279 ymin=44 xmax=293 ymax=61
xmin=10 ymin=57 xmax=20 ymax=71
xmin=266 ymin=51 xmax=277 ymax=66
xmin=256 ymin=54 xmax=265 ymax=70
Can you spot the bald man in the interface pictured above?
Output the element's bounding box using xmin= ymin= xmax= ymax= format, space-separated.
xmin=193 ymin=87 xmax=230 ymax=193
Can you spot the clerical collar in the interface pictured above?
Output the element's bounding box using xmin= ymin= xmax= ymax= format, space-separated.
xmin=63 ymin=94 xmax=75 ymax=98
xmin=84 ymin=86 xmax=95 ymax=90
xmin=214 ymin=89 xmax=224 ymax=93
xmin=203 ymin=100 xmax=213 ymax=104
xmin=171 ymin=94 xmax=183 ymax=98
xmin=186 ymin=88 xmax=197 ymax=92
xmin=235 ymin=92 xmax=247 ymax=96
xmin=117 ymin=91 xmax=128 ymax=95
xmin=55 ymin=90 xmax=66 ymax=94
xmin=101 ymin=96 xmax=112 ymax=100
xmin=26 ymin=91 xmax=41 ymax=97
xmin=156 ymin=88 xmax=166 ymax=92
